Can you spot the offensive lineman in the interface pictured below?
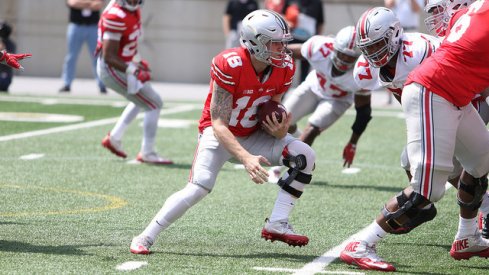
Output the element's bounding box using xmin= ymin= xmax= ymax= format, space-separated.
xmin=97 ymin=0 xmax=173 ymax=165
xmin=130 ymin=10 xmax=316 ymax=254
xmin=424 ymin=0 xmax=489 ymax=239
xmin=341 ymin=1 xmax=489 ymax=271
xmin=339 ymin=7 xmax=441 ymax=271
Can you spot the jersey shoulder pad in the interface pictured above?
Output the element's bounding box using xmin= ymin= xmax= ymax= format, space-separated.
xmin=102 ymin=7 xmax=128 ymax=33
xmin=210 ymin=49 xmax=244 ymax=91
xmin=301 ymin=35 xmax=335 ymax=62
xmin=353 ymin=56 xmax=376 ymax=90
xmin=401 ymin=33 xmax=440 ymax=67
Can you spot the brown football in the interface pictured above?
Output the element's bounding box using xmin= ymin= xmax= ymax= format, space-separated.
xmin=257 ymin=100 xmax=287 ymax=124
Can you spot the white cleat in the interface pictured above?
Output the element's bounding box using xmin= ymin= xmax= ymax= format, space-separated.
xmin=340 ymin=240 xmax=396 ymax=271
xmin=101 ymin=132 xmax=127 ymax=159
xmin=450 ymin=230 xmax=489 ymax=260
xmin=130 ymin=235 xmax=153 ymax=255
xmin=136 ymin=152 xmax=173 ymax=165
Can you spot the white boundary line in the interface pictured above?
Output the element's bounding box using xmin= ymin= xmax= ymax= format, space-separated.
xmin=0 ymin=104 xmax=197 ymax=142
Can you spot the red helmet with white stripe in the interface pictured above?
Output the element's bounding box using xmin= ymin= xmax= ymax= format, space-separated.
xmin=355 ymin=7 xmax=403 ymax=68
xmin=332 ymin=26 xmax=361 ymax=72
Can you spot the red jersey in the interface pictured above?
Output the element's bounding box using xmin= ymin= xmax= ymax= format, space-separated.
xmin=406 ymin=1 xmax=489 ymax=107
xmin=198 ymin=47 xmax=295 ymax=137
xmin=97 ymin=1 xmax=141 ymax=62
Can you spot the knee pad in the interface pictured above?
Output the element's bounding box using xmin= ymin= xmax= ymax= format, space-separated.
xmin=382 ymin=191 xmax=435 ymax=234
xmin=458 ymin=176 xmax=488 ymax=211
xmin=277 ymin=141 xmax=315 ymax=198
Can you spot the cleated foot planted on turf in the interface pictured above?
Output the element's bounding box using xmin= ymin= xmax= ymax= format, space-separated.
xmin=101 ymin=132 xmax=127 ymax=159
xmin=136 ymin=152 xmax=173 ymax=165
xmin=130 ymin=235 xmax=154 ymax=255
xmin=261 ymin=218 xmax=309 ymax=247
xmin=450 ymin=230 xmax=489 ymax=260
xmin=340 ymin=240 xmax=396 ymax=272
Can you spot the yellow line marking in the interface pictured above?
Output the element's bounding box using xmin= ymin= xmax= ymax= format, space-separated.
xmin=0 ymin=184 xmax=127 ymax=217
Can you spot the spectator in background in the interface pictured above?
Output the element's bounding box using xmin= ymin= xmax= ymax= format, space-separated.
xmin=60 ymin=0 xmax=106 ymax=94
xmin=222 ymin=0 xmax=258 ymax=49
xmin=283 ymin=0 xmax=324 ymax=83
xmin=385 ymin=0 xmax=425 ymax=31
xmin=264 ymin=0 xmax=286 ymax=13
xmin=0 ymin=21 xmax=16 ymax=92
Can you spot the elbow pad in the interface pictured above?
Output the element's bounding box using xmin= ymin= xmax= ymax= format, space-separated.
xmin=351 ymin=104 xmax=372 ymax=135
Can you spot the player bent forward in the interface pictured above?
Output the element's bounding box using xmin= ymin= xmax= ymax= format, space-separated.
xmin=130 ymin=9 xmax=316 ymax=254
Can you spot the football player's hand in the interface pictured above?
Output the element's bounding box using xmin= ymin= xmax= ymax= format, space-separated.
xmin=343 ymin=142 xmax=356 ymax=168
xmin=0 ymin=50 xmax=32 ymax=70
xmin=138 ymin=59 xmax=150 ymax=71
xmin=242 ymin=154 xmax=271 ymax=184
xmin=262 ymin=112 xmax=290 ymax=139
xmin=126 ymin=62 xmax=151 ymax=83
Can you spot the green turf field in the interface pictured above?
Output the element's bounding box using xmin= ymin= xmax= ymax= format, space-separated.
xmin=0 ymin=94 xmax=487 ymax=274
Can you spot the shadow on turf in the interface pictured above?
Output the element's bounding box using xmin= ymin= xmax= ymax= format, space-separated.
xmin=312 ymin=181 xmax=403 ymax=193
xmin=151 ymin=250 xmax=314 ymax=262
xmin=0 ymin=240 xmax=102 ymax=255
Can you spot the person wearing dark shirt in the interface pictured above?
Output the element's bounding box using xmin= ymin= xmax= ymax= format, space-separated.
xmin=283 ymin=0 xmax=324 ymax=82
xmin=60 ymin=0 xmax=106 ymax=94
xmin=0 ymin=21 xmax=16 ymax=92
xmin=222 ymin=0 xmax=258 ymax=49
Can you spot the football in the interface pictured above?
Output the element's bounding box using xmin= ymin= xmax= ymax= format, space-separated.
xmin=257 ymin=100 xmax=287 ymax=124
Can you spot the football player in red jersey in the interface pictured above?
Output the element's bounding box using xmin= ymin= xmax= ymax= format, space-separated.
xmin=341 ymin=1 xmax=489 ymax=271
xmin=96 ymin=0 xmax=173 ymax=165
xmin=130 ymin=9 xmax=316 ymax=254
xmin=0 ymin=50 xmax=31 ymax=70
xmin=425 ymin=0 xmax=489 ymax=240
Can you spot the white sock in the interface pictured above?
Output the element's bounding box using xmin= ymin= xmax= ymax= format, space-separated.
xmin=455 ymin=215 xmax=477 ymax=239
xmin=111 ymin=103 xmax=140 ymax=140
xmin=479 ymin=192 xmax=489 ymax=216
xmin=142 ymin=108 xmax=160 ymax=155
xmin=357 ymin=221 xmax=387 ymax=244
xmin=269 ymin=189 xmax=297 ymax=223
xmin=142 ymin=184 xmax=208 ymax=241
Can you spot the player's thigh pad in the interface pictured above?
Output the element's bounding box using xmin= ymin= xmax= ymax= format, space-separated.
xmin=97 ymin=58 xmax=162 ymax=110
xmin=189 ymin=127 xmax=232 ymax=191
xmin=239 ymin=131 xmax=298 ymax=167
xmin=126 ymin=83 xmax=163 ymax=111
xmin=309 ymin=99 xmax=351 ymax=130
xmin=454 ymin=104 xmax=489 ymax=178
xmin=282 ymin=83 xmax=319 ymax=125
xmin=403 ymin=84 xmax=457 ymax=202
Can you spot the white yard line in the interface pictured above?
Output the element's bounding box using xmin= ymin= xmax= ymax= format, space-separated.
xmin=0 ymin=95 xmax=127 ymax=107
xmin=116 ymin=261 xmax=148 ymax=271
xmin=0 ymin=104 xmax=197 ymax=142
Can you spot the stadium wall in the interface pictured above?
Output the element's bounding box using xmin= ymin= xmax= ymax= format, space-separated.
xmin=0 ymin=0 xmax=426 ymax=84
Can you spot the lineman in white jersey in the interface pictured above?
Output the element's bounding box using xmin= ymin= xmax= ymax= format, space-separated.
xmin=424 ymin=0 xmax=489 ymax=239
xmin=353 ymin=7 xmax=446 ymax=235
xmin=269 ymin=26 xmax=371 ymax=182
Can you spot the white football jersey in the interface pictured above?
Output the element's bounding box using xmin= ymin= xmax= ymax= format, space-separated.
xmin=300 ymin=35 xmax=364 ymax=101
xmin=353 ymin=33 xmax=441 ymax=96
